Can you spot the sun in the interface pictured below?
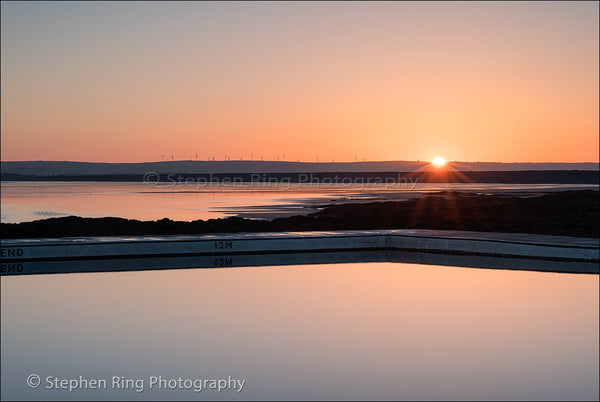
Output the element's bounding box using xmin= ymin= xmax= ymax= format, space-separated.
xmin=432 ymin=156 xmax=446 ymax=167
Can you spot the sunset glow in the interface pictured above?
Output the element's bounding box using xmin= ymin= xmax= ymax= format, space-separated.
xmin=1 ymin=4 xmax=599 ymax=398
xmin=1 ymin=2 xmax=598 ymax=163
xmin=432 ymin=157 xmax=447 ymax=167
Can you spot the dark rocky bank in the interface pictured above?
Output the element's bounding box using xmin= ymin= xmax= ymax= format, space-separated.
xmin=1 ymin=190 xmax=598 ymax=239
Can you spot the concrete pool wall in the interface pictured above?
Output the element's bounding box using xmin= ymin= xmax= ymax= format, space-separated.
xmin=1 ymin=229 xmax=598 ymax=275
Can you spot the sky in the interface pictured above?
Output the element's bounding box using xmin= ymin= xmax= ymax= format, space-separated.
xmin=1 ymin=1 xmax=598 ymax=163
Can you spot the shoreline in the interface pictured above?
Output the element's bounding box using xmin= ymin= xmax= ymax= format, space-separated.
xmin=2 ymin=170 xmax=599 ymax=184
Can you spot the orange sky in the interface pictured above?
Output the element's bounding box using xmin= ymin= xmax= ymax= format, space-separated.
xmin=1 ymin=1 xmax=598 ymax=163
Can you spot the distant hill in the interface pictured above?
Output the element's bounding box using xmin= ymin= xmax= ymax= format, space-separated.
xmin=1 ymin=160 xmax=598 ymax=176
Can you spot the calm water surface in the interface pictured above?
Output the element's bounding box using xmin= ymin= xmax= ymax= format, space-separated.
xmin=1 ymin=262 xmax=598 ymax=400
xmin=2 ymin=181 xmax=597 ymax=223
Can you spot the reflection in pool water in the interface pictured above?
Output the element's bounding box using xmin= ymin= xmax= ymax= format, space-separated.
xmin=1 ymin=262 xmax=598 ymax=400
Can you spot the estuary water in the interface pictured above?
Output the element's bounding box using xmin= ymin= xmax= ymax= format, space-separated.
xmin=1 ymin=181 xmax=597 ymax=223
xmin=1 ymin=262 xmax=598 ymax=400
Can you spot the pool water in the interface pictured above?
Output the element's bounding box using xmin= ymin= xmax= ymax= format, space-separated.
xmin=1 ymin=262 xmax=598 ymax=400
